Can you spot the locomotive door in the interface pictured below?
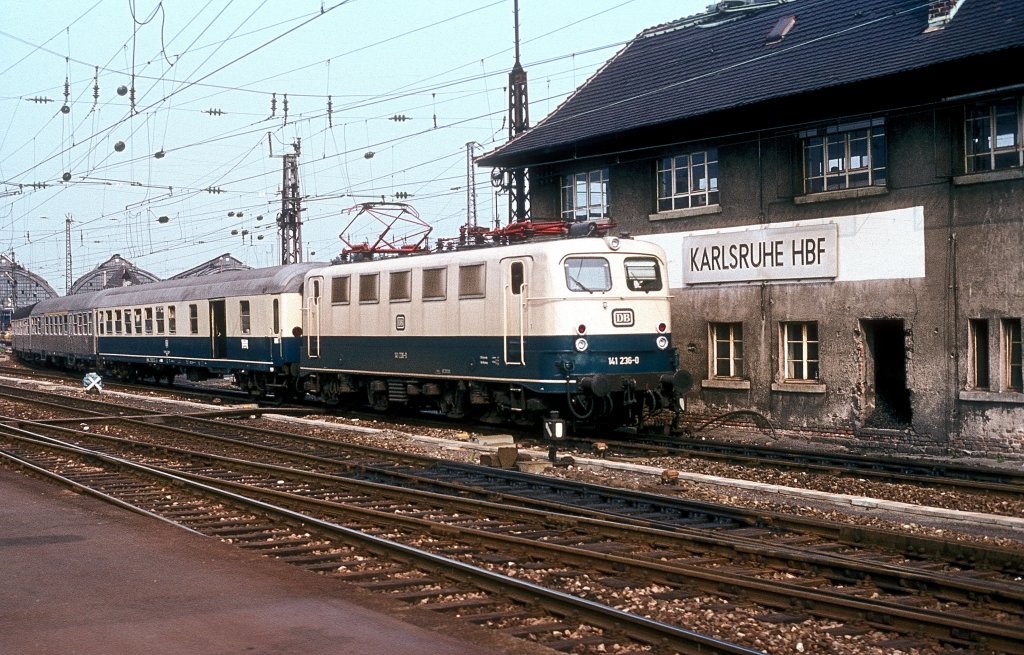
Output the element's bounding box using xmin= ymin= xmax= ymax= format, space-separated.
xmin=306 ymin=276 xmax=323 ymax=358
xmin=210 ymin=300 xmax=227 ymax=358
xmin=502 ymin=258 xmax=530 ymax=365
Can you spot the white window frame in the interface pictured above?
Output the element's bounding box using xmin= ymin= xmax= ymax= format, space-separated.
xmin=657 ymin=148 xmax=719 ymax=211
xmin=561 ymin=168 xmax=609 ymax=221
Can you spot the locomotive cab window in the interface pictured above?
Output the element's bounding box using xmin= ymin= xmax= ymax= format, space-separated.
xmin=624 ymin=257 xmax=662 ymax=292
xmin=564 ymin=257 xmax=611 ymax=293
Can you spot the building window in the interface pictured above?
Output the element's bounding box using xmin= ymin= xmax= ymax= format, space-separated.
xmin=422 ymin=267 xmax=447 ymax=300
xmin=331 ymin=276 xmax=350 ymax=304
xmin=239 ymin=300 xmax=251 ymax=334
xmin=965 ymin=97 xmax=1023 ymax=172
xmin=782 ymin=321 xmax=819 ymax=381
xmin=389 ymin=271 xmax=411 ymax=302
xmin=1003 ymin=318 xmax=1022 ymax=392
xmin=458 ymin=263 xmax=486 ymax=298
xmin=711 ymin=322 xmax=744 ymax=378
xmin=561 ymin=168 xmax=609 ymax=221
xmin=189 ymin=304 xmax=199 ymax=335
xmin=359 ymin=273 xmax=379 ymax=303
xmin=969 ymin=318 xmax=989 ymax=390
xmin=657 ymin=148 xmax=718 ymax=211
xmin=802 ymin=119 xmax=886 ymax=193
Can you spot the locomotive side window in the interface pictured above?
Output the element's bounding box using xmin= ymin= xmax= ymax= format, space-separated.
xmin=189 ymin=304 xmax=199 ymax=335
xmin=331 ymin=276 xmax=350 ymax=304
xmin=564 ymin=257 xmax=611 ymax=293
xmin=459 ymin=263 xmax=486 ymax=298
xmin=273 ymin=299 xmax=280 ymax=334
xmin=624 ymin=257 xmax=663 ymax=292
xmin=422 ymin=267 xmax=447 ymax=300
xmin=240 ymin=300 xmax=251 ymax=334
xmin=359 ymin=273 xmax=380 ymax=303
xmin=389 ymin=271 xmax=411 ymax=302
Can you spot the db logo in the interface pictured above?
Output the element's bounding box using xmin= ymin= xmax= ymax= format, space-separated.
xmin=612 ymin=309 xmax=634 ymax=327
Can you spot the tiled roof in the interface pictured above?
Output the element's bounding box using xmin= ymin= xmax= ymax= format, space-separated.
xmin=478 ymin=0 xmax=1024 ymax=167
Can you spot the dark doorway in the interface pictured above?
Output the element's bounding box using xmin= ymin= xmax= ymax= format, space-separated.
xmin=210 ymin=300 xmax=227 ymax=359
xmin=862 ymin=319 xmax=912 ymax=428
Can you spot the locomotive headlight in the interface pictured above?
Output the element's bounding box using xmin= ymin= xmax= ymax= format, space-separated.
xmin=574 ymin=337 xmax=589 ymax=352
xmin=656 ymin=335 xmax=669 ymax=350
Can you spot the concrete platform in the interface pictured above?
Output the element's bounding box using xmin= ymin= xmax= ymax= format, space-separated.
xmin=0 ymin=467 xmax=531 ymax=655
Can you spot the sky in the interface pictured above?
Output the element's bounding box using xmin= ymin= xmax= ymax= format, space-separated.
xmin=0 ymin=0 xmax=707 ymax=290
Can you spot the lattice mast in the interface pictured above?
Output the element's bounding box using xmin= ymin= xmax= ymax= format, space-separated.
xmin=65 ymin=214 xmax=72 ymax=294
xmin=507 ymin=0 xmax=530 ymax=223
xmin=278 ymin=140 xmax=303 ymax=264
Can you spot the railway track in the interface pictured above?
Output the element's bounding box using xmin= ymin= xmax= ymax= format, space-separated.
xmin=564 ymin=432 xmax=1024 ymax=498
xmin=5 ymin=363 xmax=1021 ymax=501
xmin=3 ymin=388 xmax=1024 ymax=652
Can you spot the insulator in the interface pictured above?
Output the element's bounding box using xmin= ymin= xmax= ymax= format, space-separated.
xmin=327 ymin=96 xmax=333 ymax=127
xmin=270 ymin=92 xmax=276 ymax=117
xmin=283 ymin=94 xmax=289 ymax=124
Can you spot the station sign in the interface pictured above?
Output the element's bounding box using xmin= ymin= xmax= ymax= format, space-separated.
xmin=682 ymin=223 xmax=838 ymax=285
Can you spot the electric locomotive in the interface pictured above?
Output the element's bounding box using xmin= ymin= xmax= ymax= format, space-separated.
xmin=300 ymin=233 xmax=687 ymax=426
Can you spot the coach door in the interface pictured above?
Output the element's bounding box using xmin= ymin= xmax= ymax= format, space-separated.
xmin=210 ymin=300 xmax=227 ymax=358
xmin=306 ymin=276 xmax=323 ymax=358
xmin=502 ymin=258 xmax=530 ymax=365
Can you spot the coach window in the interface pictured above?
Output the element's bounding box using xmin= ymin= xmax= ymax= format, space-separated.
xmin=240 ymin=300 xmax=251 ymax=334
xmin=359 ymin=274 xmax=380 ymax=303
xmin=145 ymin=308 xmax=154 ymax=334
xmin=114 ymin=310 xmax=123 ymax=334
xmin=331 ymin=275 xmax=350 ymax=304
xmin=564 ymin=257 xmax=611 ymax=293
xmin=189 ymin=304 xmax=199 ymax=335
xmin=156 ymin=307 xmax=165 ymax=334
xmin=389 ymin=271 xmax=411 ymax=302
xmin=624 ymin=257 xmax=662 ymax=292
xmin=167 ymin=306 xmax=176 ymax=334
xmin=134 ymin=308 xmax=143 ymax=334
xmin=458 ymin=263 xmax=486 ymax=298
xmin=422 ymin=267 xmax=447 ymax=300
